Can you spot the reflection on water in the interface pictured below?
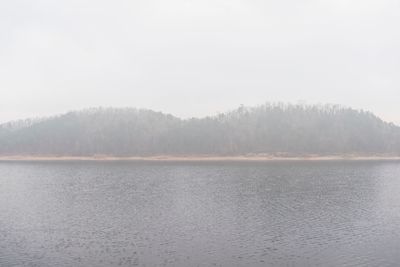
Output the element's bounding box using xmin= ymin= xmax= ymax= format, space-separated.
xmin=0 ymin=161 xmax=400 ymax=266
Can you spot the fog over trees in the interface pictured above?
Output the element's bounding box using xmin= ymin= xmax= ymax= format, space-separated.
xmin=0 ymin=103 xmax=399 ymax=156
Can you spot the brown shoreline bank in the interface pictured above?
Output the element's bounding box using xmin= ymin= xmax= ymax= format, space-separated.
xmin=1 ymin=155 xmax=400 ymax=162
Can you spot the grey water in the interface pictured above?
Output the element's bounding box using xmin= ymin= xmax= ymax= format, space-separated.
xmin=1 ymin=161 xmax=400 ymax=267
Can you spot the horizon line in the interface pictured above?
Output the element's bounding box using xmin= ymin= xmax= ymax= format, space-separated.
xmin=1 ymin=102 xmax=399 ymax=127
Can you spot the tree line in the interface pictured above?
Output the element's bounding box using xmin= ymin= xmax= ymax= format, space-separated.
xmin=0 ymin=103 xmax=399 ymax=156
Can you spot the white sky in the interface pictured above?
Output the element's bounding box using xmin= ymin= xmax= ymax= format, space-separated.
xmin=0 ymin=0 xmax=399 ymax=124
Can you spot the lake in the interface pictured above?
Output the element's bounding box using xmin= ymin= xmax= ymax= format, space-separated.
xmin=1 ymin=160 xmax=400 ymax=266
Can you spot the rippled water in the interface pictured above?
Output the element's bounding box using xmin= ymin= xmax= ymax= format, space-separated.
xmin=1 ymin=161 xmax=400 ymax=266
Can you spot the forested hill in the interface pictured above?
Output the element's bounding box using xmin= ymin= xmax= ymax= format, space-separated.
xmin=0 ymin=104 xmax=399 ymax=156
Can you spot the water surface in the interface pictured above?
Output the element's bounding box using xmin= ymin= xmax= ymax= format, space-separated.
xmin=1 ymin=161 xmax=400 ymax=266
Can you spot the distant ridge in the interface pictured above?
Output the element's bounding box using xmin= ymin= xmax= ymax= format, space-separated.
xmin=0 ymin=103 xmax=399 ymax=157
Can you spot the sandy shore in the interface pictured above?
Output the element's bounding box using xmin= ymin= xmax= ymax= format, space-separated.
xmin=1 ymin=155 xmax=400 ymax=162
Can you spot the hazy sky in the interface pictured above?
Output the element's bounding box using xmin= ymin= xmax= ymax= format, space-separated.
xmin=1 ymin=0 xmax=399 ymax=124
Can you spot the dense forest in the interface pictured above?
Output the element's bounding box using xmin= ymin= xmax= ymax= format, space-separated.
xmin=0 ymin=103 xmax=399 ymax=156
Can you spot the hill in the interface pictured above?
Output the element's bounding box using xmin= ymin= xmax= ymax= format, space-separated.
xmin=0 ymin=104 xmax=399 ymax=157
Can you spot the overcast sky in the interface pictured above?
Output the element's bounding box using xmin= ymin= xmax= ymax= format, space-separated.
xmin=0 ymin=0 xmax=399 ymax=124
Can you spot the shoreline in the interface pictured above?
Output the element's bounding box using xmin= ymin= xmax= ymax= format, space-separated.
xmin=1 ymin=155 xmax=400 ymax=162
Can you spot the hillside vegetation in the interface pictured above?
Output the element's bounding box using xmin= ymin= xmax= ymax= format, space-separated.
xmin=0 ymin=104 xmax=399 ymax=156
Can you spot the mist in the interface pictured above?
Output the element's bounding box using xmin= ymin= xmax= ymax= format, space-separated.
xmin=1 ymin=2 xmax=400 ymax=267
xmin=1 ymin=103 xmax=399 ymax=157
xmin=1 ymin=0 xmax=399 ymax=124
